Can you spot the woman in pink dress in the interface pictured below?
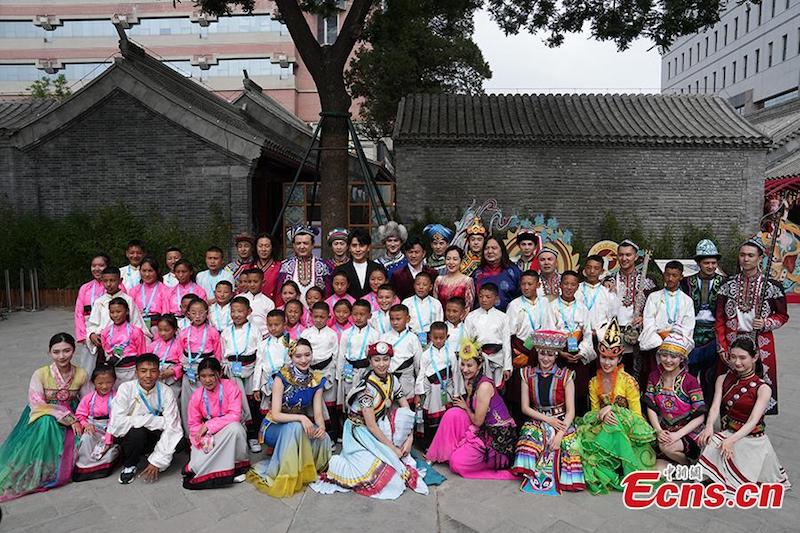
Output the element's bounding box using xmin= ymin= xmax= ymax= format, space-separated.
xmin=433 ymin=246 xmax=476 ymax=311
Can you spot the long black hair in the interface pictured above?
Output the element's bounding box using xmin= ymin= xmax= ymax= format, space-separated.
xmin=730 ymin=335 xmax=764 ymax=378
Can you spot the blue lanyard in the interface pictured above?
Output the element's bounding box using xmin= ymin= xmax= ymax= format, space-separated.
xmin=124 ymin=266 xmax=138 ymax=288
xmin=108 ymin=322 xmax=132 ymax=349
xmin=89 ymin=391 xmax=113 ymax=418
xmin=376 ymin=310 xmax=388 ymax=334
xmin=347 ymin=326 xmax=372 ymax=360
xmin=580 ymin=284 xmax=601 ymax=312
xmin=140 ymin=282 xmax=159 ymax=314
xmin=157 ymin=338 xmax=176 ymax=364
xmin=265 ymin=336 xmax=284 ymax=373
xmin=664 ymin=289 xmax=680 ymax=324
xmin=176 ymin=282 xmax=196 ymax=307
xmin=522 ymin=296 xmax=545 ymax=331
xmin=428 ymin=346 xmax=449 ymax=384
xmin=203 ymin=384 xmax=224 ymax=418
xmin=413 ymin=296 xmax=434 ymax=331
xmin=557 ymin=298 xmax=578 ymax=333
xmin=89 ymin=282 xmax=98 ymax=305
xmin=214 ymin=304 xmax=230 ymax=330
xmin=393 ymin=329 xmax=410 ymax=349
xmin=187 ymin=324 xmax=209 ymax=364
xmin=230 ymin=323 xmax=251 ymax=359
xmin=137 ymin=383 xmax=162 ymax=415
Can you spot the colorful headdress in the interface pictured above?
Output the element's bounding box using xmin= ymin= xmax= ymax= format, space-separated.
xmin=657 ymin=329 xmax=692 ymax=360
xmin=465 ymin=217 xmax=487 ymax=237
xmin=516 ymin=231 xmax=537 ymax=244
xmin=598 ymin=317 xmax=624 ymax=358
xmin=287 ymin=224 xmax=316 ymax=243
xmin=618 ymin=239 xmax=640 ymax=252
xmin=694 ymin=239 xmax=721 ymax=260
xmin=537 ymin=245 xmax=558 ymax=258
xmin=377 ymin=221 xmax=408 ymax=243
xmin=326 ymin=227 xmax=349 ymax=245
xmin=423 ymin=223 xmax=454 ymax=243
xmin=234 ymin=232 xmax=254 ymax=244
xmin=459 ymin=336 xmax=483 ymax=361
xmin=741 ymin=238 xmax=766 ymax=255
xmin=368 ymin=341 xmax=393 ymax=358
xmin=524 ymin=330 xmax=567 ymax=352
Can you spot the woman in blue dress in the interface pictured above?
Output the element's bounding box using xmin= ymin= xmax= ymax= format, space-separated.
xmin=247 ymin=338 xmax=331 ymax=497
xmin=473 ymin=237 xmax=522 ymax=312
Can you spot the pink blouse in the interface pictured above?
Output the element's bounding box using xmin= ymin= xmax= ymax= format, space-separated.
xmin=131 ymin=281 xmax=170 ymax=316
xmin=331 ymin=320 xmax=353 ymax=342
xmin=99 ymin=322 xmax=147 ymax=360
xmin=178 ymin=323 xmax=222 ymax=360
xmin=167 ymin=282 xmax=208 ymax=314
xmin=74 ymin=279 xmax=105 ymax=343
xmin=151 ymin=337 xmax=184 ymax=379
xmin=187 ymin=378 xmax=242 ymax=448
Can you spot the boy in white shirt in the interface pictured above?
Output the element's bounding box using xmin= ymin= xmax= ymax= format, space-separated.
xmin=336 ymin=300 xmax=379 ymax=412
xmin=119 ymin=239 xmax=145 ymax=289
xmin=221 ymin=296 xmax=263 ymax=452
xmin=208 ymin=280 xmax=234 ymax=332
xmin=369 ymin=283 xmax=395 ymax=335
xmin=162 ymin=246 xmax=182 ymax=288
xmin=464 ymin=283 xmax=510 ymax=387
xmin=241 ymin=268 xmax=275 ymax=337
xmin=445 ymin=296 xmax=468 ymax=395
xmin=253 ymin=310 xmax=289 ymax=422
xmin=380 ymin=303 xmax=423 ymax=404
xmin=87 ymin=267 xmax=150 ymax=357
xmin=300 ymin=302 xmax=340 ymax=441
xmin=401 ymin=272 xmax=443 ymax=346
xmin=414 ymin=321 xmax=456 ymax=447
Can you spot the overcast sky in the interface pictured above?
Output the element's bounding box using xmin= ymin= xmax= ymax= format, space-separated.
xmin=473 ymin=9 xmax=663 ymax=94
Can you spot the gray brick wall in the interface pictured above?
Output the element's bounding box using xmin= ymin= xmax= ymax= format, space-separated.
xmin=1 ymin=91 xmax=255 ymax=234
xmin=394 ymin=142 xmax=766 ymax=245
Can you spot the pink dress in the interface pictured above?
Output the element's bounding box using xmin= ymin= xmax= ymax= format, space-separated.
xmin=99 ymin=322 xmax=147 ymax=364
xmin=325 ymin=294 xmax=356 ymax=327
xmin=167 ymin=282 xmax=208 ymax=314
xmin=434 ymin=274 xmax=475 ymax=311
xmin=287 ymin=322 xmax=305 ymax=341
xmin=179 ymin=323 xmax=223 ymax=362
xmin=331 ymin=321 xmax=353 ymax=342
xmin=131 ymin=281 xmax=170 ymax=319
xmin=74 ymin=279 xmax=104 ymax=343
xmin=427 ymin=376 xmax=517 ymax=480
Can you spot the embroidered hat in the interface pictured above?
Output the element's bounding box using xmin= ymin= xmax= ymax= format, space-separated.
xmin=618 ymin=239 xmax=640 ymax=252
xmin=525 ymin=330 xmax=567 ymax=351
xmin=694 ymin=239 xmax=721 ymax=260
xmin=465 ymin=217 xmax=487 ymax=237
xmin=598 ymin=317 xmax=625 ymax=358
xmin=368 ymin=341 xmax=394 ymax=358
xmin=377 ymin=221 xmax=408 ymax=243
xmin=234 ymin=232 xmax=254 ymax=244
xmin=326 ymin=228 xmax=349 ymax=245
xmin=657 ymin=328 xmax=693 ymax=359
xmin=287 ymin=224 xmax=316 ymax=243
xmin=517 ymin=231 xmax=538 ymax=244
xmin=741 ymin=238 xmax=766 ymax=255
xmin=537 ymin=246 xmax=559 ymax=259
xmin=423 ymin=223 xmax=455 ymax=243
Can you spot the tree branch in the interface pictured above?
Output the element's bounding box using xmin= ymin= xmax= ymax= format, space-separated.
xmin=275 ymin=0 xmax=324 ymax=77
xmin=331 ymin=0 xmax=375 ymax=68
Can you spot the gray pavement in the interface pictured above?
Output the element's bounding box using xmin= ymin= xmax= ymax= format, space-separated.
xmin=0 ymin=309 xmax=797 ymax=532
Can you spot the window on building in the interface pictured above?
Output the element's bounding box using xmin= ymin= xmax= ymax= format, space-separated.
xmin=744 ymin=54 xmax=748 ymax=78
xmin=714 ymin=30 xmax=718 ymax=51
xmin=763 ymin=89 xmax=800 ymax=109
xmin=681 ymin=52 xmax=685 ymax=71
xmin=787 ymin=0 xmax=791 ymax=10
xmin=722 ymin=66 xmax=726 ymax=88
xmin=756 ymin=48 xmax=760 ymax=72
xmin=768 ymin=41 xmax=773 ymax=67
xmin=689 ymin=48 xmax=693 ymax=66
xmin=713 ymin=71 xmax=717 ymax=92
xmin=704 ymin=75 xmax=708 ymax=93
xmin=695 ymin=80 xmax=700 ymax=93
xmin=316 ymin=14 xmax=337 ymax=45
xmin=724 ymin=24 xmax=728 ymax=46
xmin=674 ymin=57 xmax=678 ymax=73
xmin=705 ymin=36 xmax=709 ymax=56
xmin=733 ymin=60 xmax=737 ymax=83
xmin=697 ymin=42 xmax=700 ymax=62
xmin=0 ymin=61 xmax=111 ymax=82
xmin=758 ymin=4 xmax=763 ymax=25
xmin=734 ymin=17 xmax=739 ymax=40
xmin=668 ymin=62 xmax=671 ymax=79
xmin=0 ymin=20 xmax=46 ymax=38
xmin=782 ymin=34 xmax=788 ymax=61
xmin=746 ymin=7 xmax=751 ymax=33
xmin=772 ymin=0 xmax=777 ymax=17
xmin=688 ymin=84 xmax=692 ymax=93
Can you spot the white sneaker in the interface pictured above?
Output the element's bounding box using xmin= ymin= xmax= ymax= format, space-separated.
xmin=233 ymin=474 xmax=247 ymax=483
xmin=118 ymin=466 xmax=136 ymax=484
xmin=248 ymin=439 xmax=262 ymax=453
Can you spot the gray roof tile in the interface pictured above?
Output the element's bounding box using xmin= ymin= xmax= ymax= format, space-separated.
xmin=393 ymin=93 xmax=770 ymax=146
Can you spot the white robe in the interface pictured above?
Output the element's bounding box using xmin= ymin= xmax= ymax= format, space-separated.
xmin=639 ymin=289 xmax=696 ymax=351
xmin=464 ymin=307 xmax=511 ymax=385
xmin=548 ymin=297 xmax=596 ymax=363
xmin=505 ymin=296 xmax=554 ymax=340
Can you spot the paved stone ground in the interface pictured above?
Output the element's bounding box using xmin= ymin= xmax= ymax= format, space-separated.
xmin=0 ymin=309 xmax=797 ymax=532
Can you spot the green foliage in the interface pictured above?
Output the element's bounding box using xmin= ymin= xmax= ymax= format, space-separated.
xmin=346 ymin=0 xmax=491 ymax=140
xmin=0 ymin=203 xmax=231 ymax=289
xmin=28 ymin=74 xmax=71 ymax=100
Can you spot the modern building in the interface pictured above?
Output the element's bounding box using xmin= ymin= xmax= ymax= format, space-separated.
xmin=0 ymin=35 xmax=393 ymax=256
xmin=0 ymin=0 xmax=348 ymax=122
xmin=661 ymin=0 xmax=800 ymax=113
xmin=392 ymin=93 xmax=769 ymax=246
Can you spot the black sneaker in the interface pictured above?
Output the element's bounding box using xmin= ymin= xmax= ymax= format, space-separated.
xmin=118 ymin=466 xmax=137 ymax=484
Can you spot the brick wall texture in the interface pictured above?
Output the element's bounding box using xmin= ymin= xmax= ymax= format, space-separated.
xmin=394 ymin=142 xmax=767 ymax=244
xmin=0 ymin=91 xmax=254 ymax=234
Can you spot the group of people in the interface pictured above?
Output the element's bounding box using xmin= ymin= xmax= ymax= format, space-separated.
xmin=0 ymin=219 xmax=791 ymax=503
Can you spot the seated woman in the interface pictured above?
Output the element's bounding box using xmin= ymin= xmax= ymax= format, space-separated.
xmin=427 ymin=337 xmax=517 ymax=480
xmin=248 ymin=339 xmax=331 ymax=498
xmin=0 ymin=333 xmax=91 ymax=501
xmin=311 ymin=341 xmax=428 ymax=499
xmin=698 ymin=336 xmax=790 ymax=496
xmin=644 ymin=330 xmax=706 ymax=471
xmin=512 ymin=331 xmax=585 ymax=494
xmin=183 ymin=358 xmax=250 ymax=490
xmin=73 ymin=365 xmax=121 ymax=481
xmin=576 ymin=318 xmax=656 ymax=495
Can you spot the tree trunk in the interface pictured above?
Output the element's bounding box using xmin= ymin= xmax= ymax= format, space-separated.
xmin=318 ymin=79 xmax=352 ymax=257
